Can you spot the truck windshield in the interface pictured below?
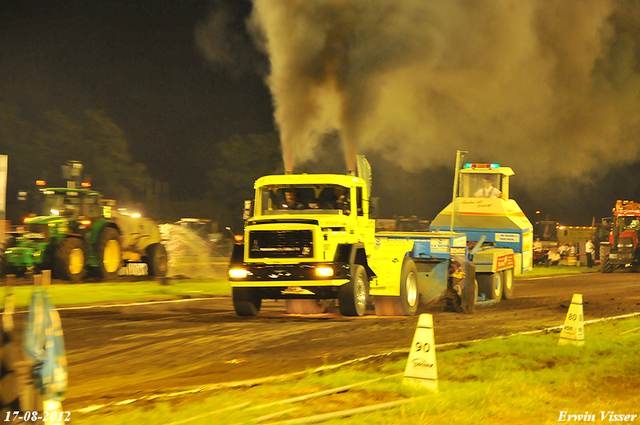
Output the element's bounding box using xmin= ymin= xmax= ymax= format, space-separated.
xmin=259 ymin=185 xmax=351 ymax=215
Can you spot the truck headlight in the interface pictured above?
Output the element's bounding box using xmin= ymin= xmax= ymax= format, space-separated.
xmin=229 ymin=268 xmax=250 ymax=278
xmin=315 ymin=266 xmax=334 ymax=277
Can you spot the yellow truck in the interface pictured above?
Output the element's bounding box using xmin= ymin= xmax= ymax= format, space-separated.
xmin=229 ymin=156 xmax=532 ymax=316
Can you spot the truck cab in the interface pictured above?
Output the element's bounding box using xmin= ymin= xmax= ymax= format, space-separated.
xmin=229 ymin=173 xmax=377 ymax=316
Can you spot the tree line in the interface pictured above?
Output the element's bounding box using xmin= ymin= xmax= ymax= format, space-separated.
xmin=0 ymin=101 xmax=283 ymax=232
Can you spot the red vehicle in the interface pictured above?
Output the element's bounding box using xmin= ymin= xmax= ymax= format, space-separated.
xmin=600 ymin=200 xmax=640 ymax=273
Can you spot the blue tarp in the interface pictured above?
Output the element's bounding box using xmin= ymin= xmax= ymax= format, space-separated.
xmin=23 ymin=289 xmax=67 ymax=401
xmin=1 ymin=291 xmax=21 ymax=412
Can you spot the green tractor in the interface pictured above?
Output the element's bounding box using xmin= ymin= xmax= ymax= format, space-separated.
xmin=2 ymin=187 xmax=167 ymax=282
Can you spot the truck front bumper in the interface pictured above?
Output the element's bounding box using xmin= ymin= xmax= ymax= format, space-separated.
xmin=229 ymin=262 xmax=350 ymax=288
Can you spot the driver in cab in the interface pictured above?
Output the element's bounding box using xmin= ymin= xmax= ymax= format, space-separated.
xmin=282 ymin=189 xmax=304 ymax=210
xmin=474 ymin=178 xmax=501 ymax=199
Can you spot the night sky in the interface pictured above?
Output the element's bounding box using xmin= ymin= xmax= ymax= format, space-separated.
xmin=2 ymin=1 xmax=640 ymax=226
xmin=1 ymin=0 xmax=273 ymax=199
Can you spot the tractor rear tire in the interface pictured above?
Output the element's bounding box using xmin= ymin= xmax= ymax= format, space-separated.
xmin=338 ymin=264 xmax=368 ymax=316
xmin=502 ymin=268 xmax=515 ymax=300
xmin=600 ymin=245 xmax=612 ymax=273
xmin=399 ymin=258 xmax=419 ymax=316
xmin=232 ymin=287 xmax=262 ymax=316
xmin=95 ymin=227 xmax=121 ymax=281
xmin=146 ymin=243 xmax=168 ymax=277
xmin=55 ymin=238 xmax=87 ymax=283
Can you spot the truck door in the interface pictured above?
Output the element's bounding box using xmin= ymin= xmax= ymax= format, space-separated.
xmin=355 ymin=186 xmax=375 ymax=246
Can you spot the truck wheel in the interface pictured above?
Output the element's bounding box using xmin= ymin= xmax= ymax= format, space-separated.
xmin=55 ymin=238 xmax=86 ymax=283
xmin=477 ymin=272 xmax=503 ymax=302
xmin=338 ymin=264 xmax=368 ymax=316
xmin=600 ymin=245 xmax=612 ymax=273
xmin=233 ymin=287 xmax=262 ymax=316
xmin=96 ymin=227 xmax=121 ymax=281
xmin=146 ymin=243 xmax=168 ymax=277
xmin=502 ymin=268 xmax=515 ymax=300
xmin=399 ymin=258 xmax=418 ymax=316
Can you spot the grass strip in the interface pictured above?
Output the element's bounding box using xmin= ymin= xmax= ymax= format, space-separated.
xmin=71 ymin=316 xmax=640 ymax=425
xmin=2 ymin=278 xmax=231 ymax=308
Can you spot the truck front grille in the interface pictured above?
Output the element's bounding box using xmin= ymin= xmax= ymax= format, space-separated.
xmin=248 ymin=230 xmax=313 ymax=259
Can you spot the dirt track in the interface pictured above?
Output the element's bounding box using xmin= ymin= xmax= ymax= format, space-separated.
xmin=8 ymin=270 xmax=640 ymax=411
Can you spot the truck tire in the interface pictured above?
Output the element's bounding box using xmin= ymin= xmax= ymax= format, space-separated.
xmin=338 ymin=264 xmax=368 ymax=316
xmin=478 ymin=272 xmax=503 ymax=302
xmin=600 ymin=245 xmax=612 ymax=273
xmin=501 ymin=268 xmax=515 ymax=300
xmin=146 ymin=243 xmax=168 ymax=277
xmin=233 ymin=287 xmax=262 ymax=316
xmin=55 ymin=238 xmax=86 ymax=283
xmin=95 ymin=227 xmax=121 ymax=281
xmin=399 ymin=258 xmax=418 ymax=316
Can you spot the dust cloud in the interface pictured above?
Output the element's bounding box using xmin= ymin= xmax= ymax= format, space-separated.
xmin=246 ymin=0 xmax=640 ymax=181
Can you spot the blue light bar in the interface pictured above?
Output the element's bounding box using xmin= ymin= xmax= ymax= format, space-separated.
xmin=463 ymin=163 xmax=501 ymax=169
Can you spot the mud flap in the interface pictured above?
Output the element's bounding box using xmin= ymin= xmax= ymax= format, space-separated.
xmin=466 ymin=261 xmax=477 ymax=313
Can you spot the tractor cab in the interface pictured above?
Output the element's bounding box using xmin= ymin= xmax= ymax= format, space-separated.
xmin=39 ymin=188 xmax=103 ymax=220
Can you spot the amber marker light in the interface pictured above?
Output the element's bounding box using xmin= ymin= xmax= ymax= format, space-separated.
xmin=80 ymin=219 xmax=92 ymax=226
xmin=234 ymin=234 xmax=244 ymax=242
xmin=229 ymin=268 xmax=249 ymax=278
xmin=315 ymin=266 xmax=334 ymax=277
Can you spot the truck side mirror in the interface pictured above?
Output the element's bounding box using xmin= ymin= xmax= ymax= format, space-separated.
xmin=243 ymin=200 xmax=253 ymax=221
xmin=369 ymin=197 xmax=379 ymax=219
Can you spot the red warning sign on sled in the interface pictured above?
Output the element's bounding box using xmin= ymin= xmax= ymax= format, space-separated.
xmin=496 ymin=253 xmax=515 ymax=270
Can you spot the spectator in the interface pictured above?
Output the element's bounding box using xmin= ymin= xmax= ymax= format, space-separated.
xmin=558 ymin=243 xmax=570 ymax=259
xmin=533 ymin=238 xmax=543 ymax=253
xmin=585 ymin=239 xmax=595 ymax=268
xmin=548 ymin=249 xmax=561 ymax=266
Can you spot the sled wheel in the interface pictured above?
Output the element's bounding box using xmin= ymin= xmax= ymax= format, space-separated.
xmin=399 ymin=258 xmax=419 ymax=315
xmin=502 ymin=268 xmax=515 ymax=299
